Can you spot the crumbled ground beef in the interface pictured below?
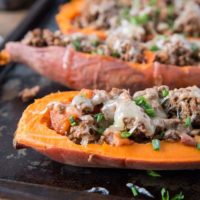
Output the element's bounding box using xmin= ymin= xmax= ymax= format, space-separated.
xmin=70 ymin=0 xmax=200 ymax=38
xmin=48 ymin=86 xmax=200 ymax=147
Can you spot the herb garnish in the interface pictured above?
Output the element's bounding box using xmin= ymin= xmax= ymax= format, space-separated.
xmin=161 ymin=188 xmax=184 ymax=200
xmin=69 ymin=116 xmax=78 ymax=126
xmin=197 ymin=143 xmax=200 ymax=150
xmin=130 ymin=185 xmax=139 ymax=197
xmin=162 ymin=88 xmax=169 ymax=97
xmin=94 ymin=113 xmax=105 ymax=123
xmin=147 ymin=170 xmax=161 ymax=177
xmin=96 ymin=48 xmax=104 ymax=55
xmin=72 ymin=39 xmax=81 ymax=51
xmin=152 ymin=139 xmax=160 ymax=151
xmin=120 ymin=131 xmax=132 ymax=138
xmin=96 ymin=127 xmax=105 ymax=135
xmin=161 ymin=188 xmax=170 ymax=200
xmin=190 ymin=43 xmax=199 ymax=52
xmin=91 ymin=40 xmax=100 ymax=47
xmin=184 ymin=117 xmax=191 ymax=128
xmin=130 ymin=13 xmax=149 ymax=26
xmin=134 ymin=96 xmax=155 ymax=117
xmin=150 ymin=45 xmax=160 ymax=52
xmin=149 ymin=0 xmax=157 ymax=6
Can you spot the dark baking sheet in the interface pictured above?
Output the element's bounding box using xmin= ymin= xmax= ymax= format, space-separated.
xmin=0 ymin=1 xmax=200 ymax=200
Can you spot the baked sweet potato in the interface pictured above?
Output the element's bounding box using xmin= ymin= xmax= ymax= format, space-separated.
xmin=14 ymin=90 xmax=200 ymax=170
xmin=2 ymin=41 xmax=200 ymax=93
xmin=56 ymin=0 xmax=106 ymax=39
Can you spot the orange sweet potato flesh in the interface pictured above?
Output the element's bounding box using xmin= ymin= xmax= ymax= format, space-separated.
xmin=14 ymin=91 xmax=200 ymax=170
xmin=5 ymin=42 xmax=200 ymax=93
xmin=56 ymin=0 xmax=106 ymax=39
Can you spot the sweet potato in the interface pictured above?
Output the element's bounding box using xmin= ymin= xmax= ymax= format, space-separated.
xmin=4 ymin=42 xmax=200 ymax=93
xmin=14 ymin=91 xmax=200 ymax=170
xmin=56 ymin=0 xmax=106 ymax=39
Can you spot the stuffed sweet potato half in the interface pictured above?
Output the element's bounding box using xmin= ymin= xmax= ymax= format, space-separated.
xmin=56 ymin=0 xmax=200 ymax=40
xmin=1 ymin=29 xmax=200 ymax=92
xmin=15 ymin=86 xmax=200 ymax=169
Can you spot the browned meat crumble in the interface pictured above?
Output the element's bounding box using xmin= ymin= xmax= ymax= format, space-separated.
xmin=22 ymin=29 xmax=200 ymax=66
xmin=45 ymin=86 xmax=200 ymax=148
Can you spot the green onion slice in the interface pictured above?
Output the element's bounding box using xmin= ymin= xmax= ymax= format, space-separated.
xmin=94 ymin=113 xmax=105 ymax=123
xmin=162 ymin=88 xmax=169 ymax=97
xmin=120 ymin=131 xmax=132 ymax=138
xmin=197 ymin=143 xmax=200 ymax=150
xmin=134 ymin=96 xmax=155 ymax=117
xmin=147 ymin=170 xmax=161 ymax=177
xmin=131 ymin=186 xmax=138 ymax=197
xmin=69 ymin=116 xmax=78 ymax=126
xmin=184 ymin=117 xmax=191 ymax=128
xmin=152 ymin=139 xmax=160 ymax=151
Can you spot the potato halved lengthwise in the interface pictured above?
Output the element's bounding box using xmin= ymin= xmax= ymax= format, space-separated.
xmin=56 ymin=0 xmax=106 ymax=39
xmin=4 ymin=42 xmax=200 ymax=93
xmin=14 ymin=91 xmax=200 ymax=170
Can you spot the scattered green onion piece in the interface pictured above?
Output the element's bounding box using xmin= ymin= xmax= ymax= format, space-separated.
xmin=69 ymin=116 xmax=78 ymax=126
xmin=96 ymin=127 xmax=105 ymax=135
xmin=94 ymin=113 xmax=105 ymax=123
xmin=120 ymin=7 xmax=130 ymax=20
xmin=149 ymin=0 xmax=157 ymax=6
xmin=161 ymin=188 xmax=170 ymax=200
xmin=190 ymin=43 xmax=199 ymax=52
xmin=160 ymin=132 xmax=165 ymax=139
xmin=111 ymin=51 xmax=120 ymax=58
xmin=197 ymin=143 xmax=200 ymax=150
xmin=130 ymin=13 xmax=149 ymax=25
xmin=147 ymin=170 xmax=161 ymax=177
xmin=120 ymin=131 xmax=132 ymax=138
xmin=131 ymin=186 xmax=138 ymax=197
xmin=184 ymin=117 xmax=191 ymax=128
xmin=167 ymin=5 xmax=174 ymax=17
xmin=152 ymin=139 xmax=160 ymax=151
xmin=171 ymin=192 xmax=184 ymax=200
xmin=91 ymin=40 xmax=99 ymax=47
xmin=162 ymin=88 xmax=169 ymax=97
xmin=145 ymin=108 xmax=156 ymax=117
xmin=96 ymin=48 xmax=104 ymax=55
xmin=134 ymin=96 xmax=155 ymax=117
xmin=149 ymin=45 xmax=160 ymax=52
xmin=72 ymin=39 xmax=81 ymax=51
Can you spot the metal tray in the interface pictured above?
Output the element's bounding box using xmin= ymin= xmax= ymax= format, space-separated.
xmin=0 ymin=1 xmax=200 ymax=199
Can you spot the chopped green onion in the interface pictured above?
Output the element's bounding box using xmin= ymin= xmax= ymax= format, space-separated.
xmin=96 ymin=48 xmax=104 ymax=55
xmin=149 ymin=0 xmax=157 ymax=6
xmin=197 ymin=143 xmax=200 ymax=150
xmin=184 ymin=117 xmax=191 ymax=128
xmin=130 ymin=13 xmax=149 ymax=25
xmin=120 ymin=131 xmax=132 ymax=138
xmin=147 ymin=170 xmax=161 ymax=177
xmin=167 ymin=5 xmax=174 ymax=17
xmin=171 ymin=192 xmax=184 ymax=200
xmin=111 ymin=51 xmax=120 ymax=58
xmin=120 ymin=7 xmax=130 ymax=20
xmin=134 ymin=96 xmax=155 ymax=117
xmin=72 ymin=39 xmax=81 ymax=51
xmin=160 ymin=132 xmax=165 ymax=139
xmin=162 ymin=88 xmax=169 ymax=97
xmin=161 ymin=188 xmax=170 ymax=200
xmin=91 ymin=40 xmax=100 ymax=47
xmin=96 ymin=127 xmax=105 ymax=135
xmin=131 ymin=186 xmax=138 ymax=197
xmin=94 ymin=113 xmax=105 ymax=123
xmin=152 ymin=139 xmax=160 ymax=151
xmin=149 ymin=45 xmax=160 ymax=52
xmin=190 ymin=43 xmax=199 ymax=52
xmin=69 ymin=116 xmax=78 ymax=126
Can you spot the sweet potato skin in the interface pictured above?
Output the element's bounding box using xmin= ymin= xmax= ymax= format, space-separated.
xmin=14 ymin=91 xmax=200 ymax=170
xmin=5 ymin=42 xmax=200 ymax=93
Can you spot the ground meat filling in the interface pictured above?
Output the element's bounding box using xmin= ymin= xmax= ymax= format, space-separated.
xmin=70 ymin=0 xmax=200 ymax=39
xmin=47 ymin=86 xmax=200 ymax=148
xmin=147 ymin=34 xmax=200 ymax=66
xmin=21 ymin=29 xmax=147 ymax=63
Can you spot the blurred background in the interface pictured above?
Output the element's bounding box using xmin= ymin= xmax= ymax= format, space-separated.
xmin=0 ymin=0 xmax=65 ymax=45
